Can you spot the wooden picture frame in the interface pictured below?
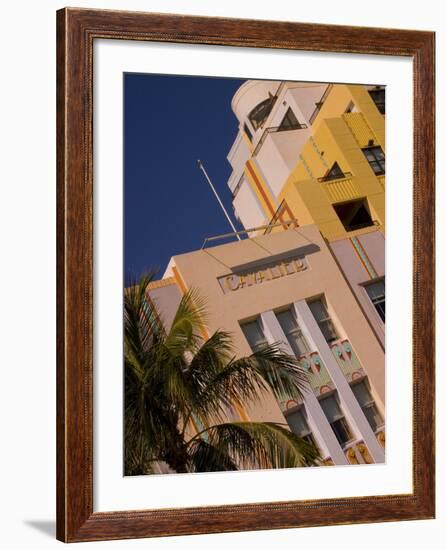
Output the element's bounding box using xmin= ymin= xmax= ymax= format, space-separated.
xmin=56 ymin=7 xmax=435 ymax=542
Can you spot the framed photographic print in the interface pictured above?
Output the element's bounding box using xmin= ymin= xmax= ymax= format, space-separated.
xmin=56 ymin=8 xmax=435 ymax=542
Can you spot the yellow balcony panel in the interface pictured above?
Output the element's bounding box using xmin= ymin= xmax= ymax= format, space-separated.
xmin=342 ymin=112 xmax=376 ymax=148
xmin=377 ymin=175 xmax=385 ymax=190
xmin=321 ymin=177 xmax=361 ymax=204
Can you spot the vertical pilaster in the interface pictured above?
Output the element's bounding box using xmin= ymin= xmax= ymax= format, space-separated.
xmin=260 ymin=310 xmax=348 ymax=465
xmin=293 ymin=301 xmax=385 ymax=463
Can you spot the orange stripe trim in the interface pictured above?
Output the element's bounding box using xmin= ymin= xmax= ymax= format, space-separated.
xmin=172 ymin=265 xmax=209 ymax=339
xmin=171 ymin=265 xmax=187 ymax=295
xmin=246 ymin=160 xmax=276 ymax=218
xmin=349 ymin=238 xmax=375 ymax=279
xmin=283 ymin=200 xmax=299 ymax=227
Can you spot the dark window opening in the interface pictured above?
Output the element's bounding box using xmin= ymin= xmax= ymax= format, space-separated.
xmin=286 ymin=406 xmax=318 ymax=448
xmin=368 ymin=87 xmax=385 ymax=115
xmin=345 ymin=101 xmax=355 ymax=113
xmin=362 ymin=146 xmax=385 ymax=175
xmin=333 ymin=199 xmax=374 ymax=232
xmin=351 ymin=378 xmax=384 ymax=432
xmin=365 ymin=279 xmax=385 ymax=322
xmin=319 ymin=392 xmax=353 ymax=447
xmin=308 ymin=299 xmax=339 ymax=343
xmin=278 ymin=107 xmax=303 ymax=131
xmin=321 ymin=162 xmax=345 ymax=182
xmin=276 ymin=309 xmax=310 ymax=357
xmin=240 ymin=319 xmax=268 ymax=352
xmin=248 ymin=95 xmax=276 ymax=130
xmin=243 ymin=123 xmax=253 ymax=142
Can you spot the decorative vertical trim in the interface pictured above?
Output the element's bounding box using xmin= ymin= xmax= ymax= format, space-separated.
xmin=171 ymin=265 xmax=188 ymax=295
xmin=350 ymin=236 xmax=378 ymax=279
xmin=299 ymin=153 xmax=316 ymax=180
xmin=294 ymin=300 xmax=385 ymax=463
xmin=245 ymin=160 xmax=277 ymax=218
xmin=309 ymin=136 xmax=329 ymax=169
xmin=260 ymin=310 xmax=348 ymax=465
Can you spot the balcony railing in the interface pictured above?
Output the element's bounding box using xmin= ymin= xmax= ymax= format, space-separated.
xmin=320 ymin=175 xmax=361 ymax=204
xmin=309 ymin=84 xmax=333 ymax=125
xmin=330 ymin=339 xmax=364 ymax=382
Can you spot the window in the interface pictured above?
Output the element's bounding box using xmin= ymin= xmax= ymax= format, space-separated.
xmin=321 ymin=162 xmax=345 ymax=182
xmin=248 ymin=96 xmax=276 ymax=130
xmin=276 ymin=309 xmax=310 ymax=357
xmin=319 ymin=392 xmax=352 ymax=447
xmin=345 ymin=101 xmax=356 ymax=113
xmin=286 ymin=406 xmax=317 ymax=447
xmin=278 ymin=107 xmax=302 ymax=131
xmin=333 ymin=199 xmax=374 ymax=232
xmin=241 ymin=319 xmax=268 ymax=352
xmin=362 ymin=146 xmax=385 ymax=175
xmin=365 ymin=279 xmax=385 ymax=322
xmin=308 ymin=299 xmax=339 ymax=343
xmin=351 ymin=378 xmax=384 ymax=432
xmin=368 ymin=87 xmax=385 ymax=114
xmin=243 ymin=123 xmax=253 ymax=142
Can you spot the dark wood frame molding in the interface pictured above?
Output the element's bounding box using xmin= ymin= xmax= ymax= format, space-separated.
xmin=56 ymin=7 xmax=435 ymax=542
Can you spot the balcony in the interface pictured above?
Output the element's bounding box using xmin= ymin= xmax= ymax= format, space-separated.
xmin=330 ymin=339 xmax=364 ymax=382
xmin=320 ymin=176 xmax=361 ymax=204
xmin=252 ymin=123 xmax=308 ymax=157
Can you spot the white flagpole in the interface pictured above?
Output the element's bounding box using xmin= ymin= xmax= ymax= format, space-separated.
xmin=197 ymin=159 xmax=241 ymax=240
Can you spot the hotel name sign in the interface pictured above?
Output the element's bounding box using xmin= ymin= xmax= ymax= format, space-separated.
xmin=218 ymin=256 xmax=308 ymax=294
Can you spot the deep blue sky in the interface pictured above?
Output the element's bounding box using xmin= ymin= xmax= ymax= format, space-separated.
xmin=124 ymin=73 xmax=246 ymax=280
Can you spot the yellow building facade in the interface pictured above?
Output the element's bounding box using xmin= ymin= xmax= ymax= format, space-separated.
xmin=227 ymin=81 xmax=386 ymax=348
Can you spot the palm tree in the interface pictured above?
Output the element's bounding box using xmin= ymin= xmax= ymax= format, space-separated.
xmin=124 ymin=273 xmax=320 ymax=475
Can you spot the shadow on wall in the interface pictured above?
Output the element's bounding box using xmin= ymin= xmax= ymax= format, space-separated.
xmin=23 ymin=520 xmax=55 ymax=538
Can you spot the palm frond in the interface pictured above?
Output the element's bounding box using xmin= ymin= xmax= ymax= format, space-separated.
xmin=187 ymin=439 xmax=238 ymax=472
xmin=124 ymin=272 xmax=164 ymax=367
xmin=187 ymin=421 xmax=320 ymax=470
xmin=164 ymin=288 xmax=208 ymax=356
xmin=195 ymin=341 xmax=309 ymax=418
xmin=248 ymin=343 xmax=310 ymax=401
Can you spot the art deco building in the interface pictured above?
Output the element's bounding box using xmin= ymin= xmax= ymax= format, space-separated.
xmin=147 ymin=224 xmax=385 ymax=466
xmin=226 ymin=81 xmax=385 ymax=347
xmin=142 ymin=80 xmax=386 ymax=467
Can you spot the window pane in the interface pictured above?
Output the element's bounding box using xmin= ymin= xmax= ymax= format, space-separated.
xmin=248 ymin=97 xmax=275 ymax=129
xmin=308 ymin=299 xmax=339 ymax=342
xmin=369 ymin=89 xmax=385 ymax=115
xmin=276 ymin=310 xmax=296 ymax=334
xmin=278 ymin=108 xmax=301 ymax=131
xmin=351 ymin=379 xmax=383 ymax=432
xmin=375 ymin=301 xmax=385 ymax=322
xmin=331 ymin=417 xmax=352 ymax=446
xmin=319 ymin=320 xmax=338 ymax=343
xmin=320 ymin=393 xmax=352 ymax=446
xmin=288 ymin=331 xmax=310 ymax=357
xmin=365 ymin=280 xmax=386 ymax=322
xmin=308 ymin=300 xmax=327 ymax=322
xmin=276 ymin=309 xmax=310 ymax=357
xmin=351 ymin=380 xmax=372 ymax=407
xmin=319 ymin=394 xmax=341 ymax=423
xmin=363 ymin=404 xmax=383 ymax=432
xmin=362 ymin=146 xmax=385 ymax=175
xmin=374 ymin=148 xmax=385 ymax=160
xmin=286 ymin=408 xmax=310 ymax=436
xmin=366 ymin=280 xmax=385 ymax=300
xmin=241 ymin=320 xmax=266 ymax=351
